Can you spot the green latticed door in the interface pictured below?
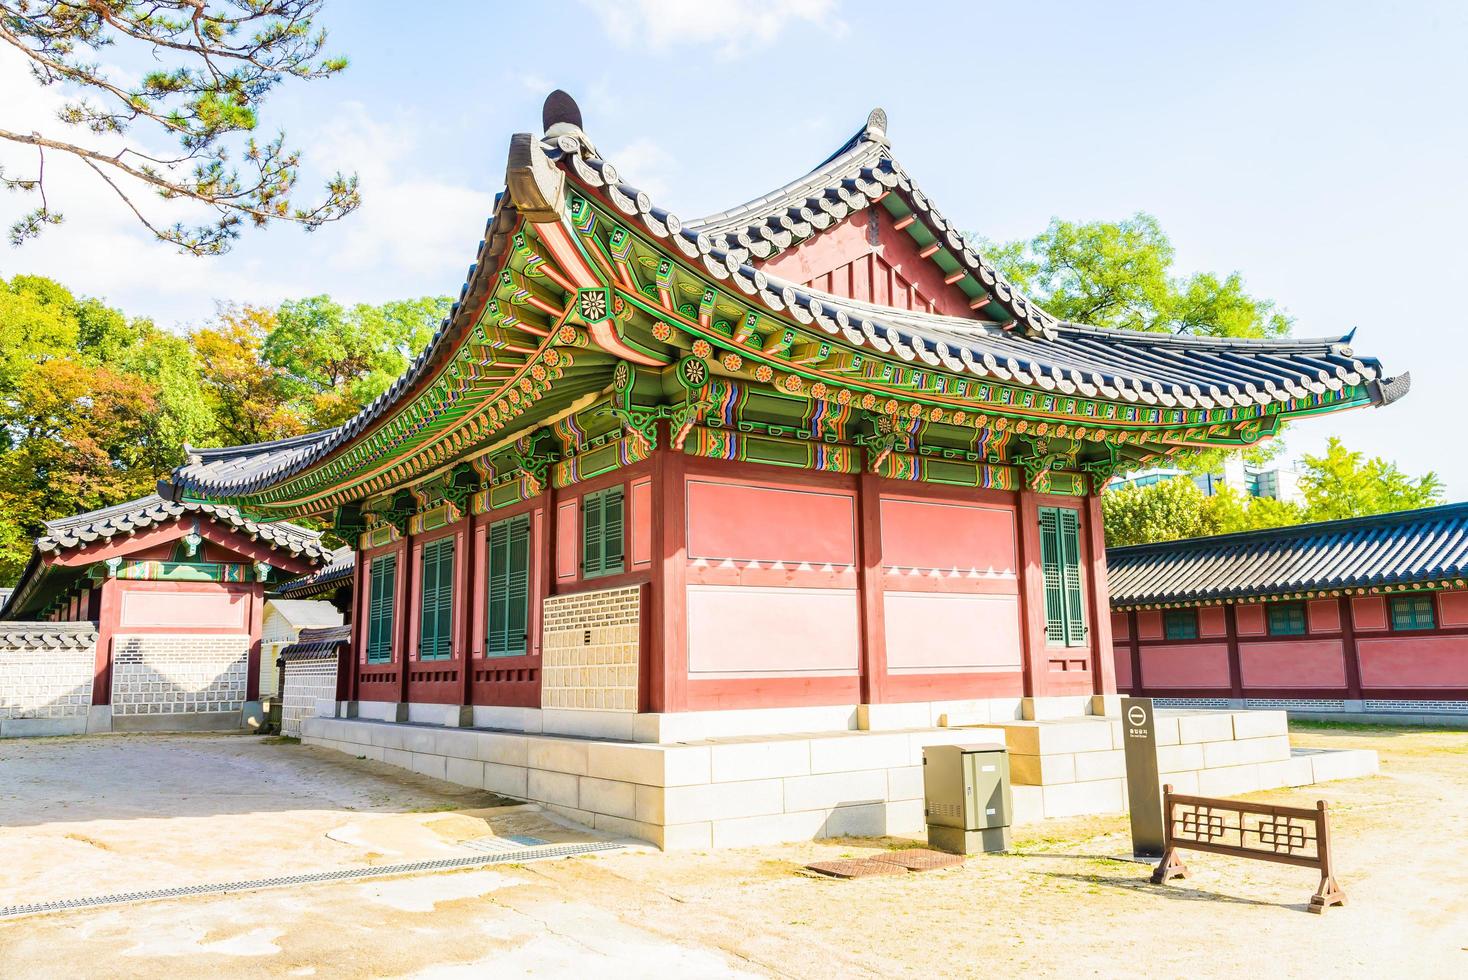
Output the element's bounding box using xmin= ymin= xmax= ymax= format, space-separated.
xmin=419 ymin=537 xmax=455 ymax=660
xmin=486 ymin=514 xmax=530 ymax=657
xmin=1039 ymin=507 xmax=1087 ymax=647
xmin=367 ymin=554 xmax=396 ymax=664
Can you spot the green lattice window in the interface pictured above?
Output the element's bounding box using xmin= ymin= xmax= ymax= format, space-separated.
xmin=418 ymin=537 xmax=455 ymax=661
xmin=366 ymin=554 xmax=396 ymax=664
xmin=1163 ymin=608 xmax=1199 ymax=640
xmin=1390 ymin=594 xmax=1435 ymax=631
xmin=1266 ymin=602 xmax=1306 ymax=636
xmin=1039 ymin=506 xmax=1087 ymax=647
xmin=582 ymin=486 xmax=625 ymax=579
xmin=486 ymin=514 xmax=530 ymax=657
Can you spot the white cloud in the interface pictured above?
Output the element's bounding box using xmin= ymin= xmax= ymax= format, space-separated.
xmin=583 ymin=0 xmax=847 ymax=59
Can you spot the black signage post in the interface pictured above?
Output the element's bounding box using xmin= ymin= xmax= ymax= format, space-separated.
xmin=1121 ymin=696 xmax=1165 ymax=858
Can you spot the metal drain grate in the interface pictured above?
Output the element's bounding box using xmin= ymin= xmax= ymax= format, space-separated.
xmin=460 ymin=834 xmax=550 ymax=853
xmin=0 ymin=841 xmax=619 ymax=920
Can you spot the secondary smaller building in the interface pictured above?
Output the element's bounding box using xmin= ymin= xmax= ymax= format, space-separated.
xmin=260 ymin=598 xmax=345 ymax=698
xmin=1108 ymin=502 xmax=1468 ymax=722
xmin=0 ymin=495 xmax=329 ymax=735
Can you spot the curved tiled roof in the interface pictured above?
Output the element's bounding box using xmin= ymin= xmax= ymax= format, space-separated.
xmin=280 ymin=624 xmax=352 ymax=660
xmin=39 ymin=494 xmax=326 ymax=560
xmin=0 ymin=622 xmax=98 ymax=651
xmin=276 ymin=548 xmax=355 ymax=600
xmin=166 ymin=94 xmax=1406 ymax=507
xmin=1107 ymin=502 xmax=1468 ymax=607
xmin=0 ymin=494 xmax=330 ymax=620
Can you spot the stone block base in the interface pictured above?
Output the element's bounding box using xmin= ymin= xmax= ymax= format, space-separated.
xmin=112 ymin=710 xmax=242 ymax=733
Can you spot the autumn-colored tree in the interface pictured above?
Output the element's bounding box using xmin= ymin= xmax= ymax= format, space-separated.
xmin=191 ymin=304 xmax=305 ymax=445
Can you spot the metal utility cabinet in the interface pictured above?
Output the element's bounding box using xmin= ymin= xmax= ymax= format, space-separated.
xmin=923 ymin=743 xmax=1013 ymax=854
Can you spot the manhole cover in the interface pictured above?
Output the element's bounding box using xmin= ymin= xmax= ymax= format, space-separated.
xmin=870 ymin=849 xmax=965 ymax=872
xmin=805 ymin=858 xmax=907 ymax=879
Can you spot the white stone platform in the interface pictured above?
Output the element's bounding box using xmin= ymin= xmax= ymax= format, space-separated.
xmin=301 ymin=706 xmax=1377 ymax=850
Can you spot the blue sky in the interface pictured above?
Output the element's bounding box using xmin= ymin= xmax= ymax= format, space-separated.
xmin=2 ymin=1 xmax=1464 ymax=494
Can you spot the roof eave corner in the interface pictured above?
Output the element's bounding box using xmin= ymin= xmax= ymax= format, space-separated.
xmin=506 ymin=131 xmax=566 ymax=224
xmin=156 ymin=478 xmax=181 ymax=504
xmin=1368 ymin=371 xmax=1412 ymax=407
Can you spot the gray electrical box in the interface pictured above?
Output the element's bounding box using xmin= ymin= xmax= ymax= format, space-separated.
xmin=923 ymin=742 xmax=1012 ymax=854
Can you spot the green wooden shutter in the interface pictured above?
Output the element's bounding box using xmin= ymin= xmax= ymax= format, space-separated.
xmin=487 ymin=515 xmax=529 ymax=657
xmin=582 ymin=492 xmax=603 ymax=577
xmin=367 ymin=554 xmax=396 ymax=663
xmin=1058 ymin=509 xmax=1087 ymax=647
xmin=419 ymin=538 xmax=455 ymax=660
xmin=1039 ymin=508 xmax=1066 ymax=644
xmin=602 ymin=488 xmax=624 ymax=574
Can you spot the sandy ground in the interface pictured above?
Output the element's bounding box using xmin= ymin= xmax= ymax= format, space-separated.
xmin=1 ymin=726 xmax=1465 ymax=978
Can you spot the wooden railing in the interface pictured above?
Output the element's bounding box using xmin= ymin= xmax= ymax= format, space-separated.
xmin=1151 ymin=784 xmax=1345 ymax=913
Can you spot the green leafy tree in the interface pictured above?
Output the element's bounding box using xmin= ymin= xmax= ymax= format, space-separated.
xmin=1102 ymin=477 xmax=1219 ymax=547
xmin=191 ymin=303 xmax=304 ymax=445
xmin=0 ymin=0 xmax=359 ymax=254
xmin=978 ymin=213 xmax=1290 ymax=338
xmin=265 ymin=294 xmax=449 ymax=429
xmin=1299 ymin=438 xmax=1443 ymax=521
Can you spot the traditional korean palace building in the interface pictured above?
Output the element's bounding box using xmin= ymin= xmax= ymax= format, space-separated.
xmin=1109 ymin=502 xmax=1468 ymax=724
xmin=0 ymin=495 xmax=328 ymax=736
xmin=157 ymin=93 xmax=1399 ymax=844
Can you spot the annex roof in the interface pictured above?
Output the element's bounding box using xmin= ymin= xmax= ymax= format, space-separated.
xmin=1107 ymin=502 xmax=1468 ymax=608
xmin=1 ymin=494 xmax=330 ymax=620
xmin=0 ymin=621 xmax=98 ymax=651
xmin=280 ymin=624 xmax=352 ymax=661
xmin=275 ymin=548 xmax=355 ymax=601
xmin=163 ymin=92 xmax=1407 ymax=516
xmin=264 ymin=599 xmax=344 ymax=629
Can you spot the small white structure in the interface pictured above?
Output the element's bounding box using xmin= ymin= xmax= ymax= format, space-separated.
xmin=260 ymin=600 xmax=343 ymax=698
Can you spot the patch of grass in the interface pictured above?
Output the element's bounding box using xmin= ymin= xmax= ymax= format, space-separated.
xmin=406 ymin=803 xmax=462 ymax=813
xmin=259 ymin=735 xmax=300 ymax=745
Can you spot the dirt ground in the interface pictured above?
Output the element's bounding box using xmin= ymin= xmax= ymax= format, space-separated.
xmin=1 ymin=725 xmax=1465 ymax=978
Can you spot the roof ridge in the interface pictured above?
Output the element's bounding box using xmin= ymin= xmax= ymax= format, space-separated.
xmin=1108 ymin=500 xmax=1468 ymax=557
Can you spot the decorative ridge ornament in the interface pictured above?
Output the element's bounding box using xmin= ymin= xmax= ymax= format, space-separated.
xmin=864 ymin=107 xmax=888 ymax=143
xmin=542 ymin=89 xmax=584 ymax=134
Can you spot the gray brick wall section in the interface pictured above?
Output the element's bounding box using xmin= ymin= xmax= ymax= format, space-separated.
xmin=282 ymin=656 xmax=339 ymax=737
xmin=110 ymin=634 xmax=249 ymax=716
xmin=0 ymin=647 xmax=95 ymax=720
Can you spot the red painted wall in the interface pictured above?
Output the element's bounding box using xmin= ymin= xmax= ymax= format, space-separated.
xmin=1352 ymin=596 xmax=1388 ymax=631
xmin=1199 ymin=607 xmax=1227 ymax=638
xmin=1358 ymin=636 xmax=1468 ymax=688
xmin=1238 ymin=639 xmax=1347 ymax=688
xmin=760 ymin=208 xmax=974 ymax=318
xmin=1113 ymin=645 xmax=1133 ymax=690
xmin=1139 ymin=643 xmax=1231 ymax=688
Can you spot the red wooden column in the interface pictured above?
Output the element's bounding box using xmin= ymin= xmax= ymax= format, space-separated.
xmin=647 ymin=433 xmax=688 ymax=713
xmin=1339 ymin=596 xmax=1363 ymax=701
xmin=856 ymin=469 xmax=888 ymax=705
xmin=1127 ymin=609 xmax=1143 ymax=695
xmin=347 ymin=546 xmax=366 ymax=704
xmin=1015 ymin=488 xmax=1050 ymax=698
xmin=457 ymin=511 xmax=478 ymax=713
xmin=92 ymin=578 xmax=122 ymax=707
xmin=245 ymin=586 xmax=264 ymax=702
xmin=1083 ymin=493 xmax=1117 ymax=695
xmin=397 ymin=533 xmax=415 ymax=709
xmin=1224 ymin=603 xmax=1244 ymax=700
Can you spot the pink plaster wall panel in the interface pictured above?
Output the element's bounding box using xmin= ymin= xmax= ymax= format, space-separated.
xmin=1137 ymin=610 xmax=1163 ymax=640
xmin=1111 ymin=611 xmax=1130 ymax=640
xmin=1352 ymin=597 xmax=1388 ymax=631
xmin=1199 ymin=607 xmax=1228 ymax=638
xmin=685 ymin=585 xmax=859 ymax=675
xmin=1438 ymin=590 xmax=1468 ymax=627
xmin=556 ymin=499 xmax=579 ymax=582
xmin=1358 ymin=636 xmax=1468 ymax=688
xmin=882 ymin=591 xmax=1022 ymax=672
xmin=119 ymin=589 xmax=247 ymax=630
xmin=1239 ymin=640 xmax=1347 ymax=689
xmin=1307 ymin=599 xmax=1341 ymax=634
xmin=1235 ymin=604 xmax=1267 ymax=636
xmin=1138 ymin=643 xmax=1231 ymax=689
xmin=1113 ymin=646 xmax=1133 ymax=690
xmin=878 ymin=496 xmax=1016 ymax=573
xmin=630 ymin=477 xmax=653 ymax=568
xmin=686 ymin=480 xmax=855 ymax=566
